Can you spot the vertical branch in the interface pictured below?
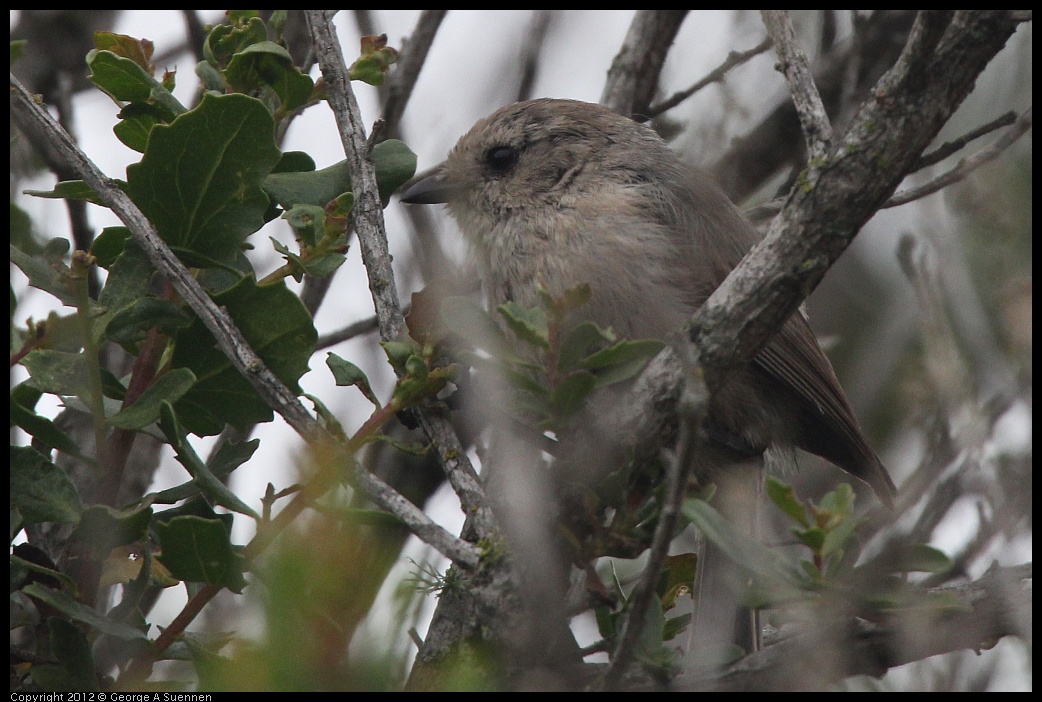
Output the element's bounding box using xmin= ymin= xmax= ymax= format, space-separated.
xmin=600 ymin=10 xmax=688 ymax=117
xmin=303 ymin=10 xmax=494 ymax=534
xmin=517 ymin=10 xmax=553 ymax=101
xmin=304 ymin=10 xmax=405 ymax=342
xmin=380 ymin=10 xmax=448 ymax=137
xmin=761 ymin=10 xmax=833 ymax=163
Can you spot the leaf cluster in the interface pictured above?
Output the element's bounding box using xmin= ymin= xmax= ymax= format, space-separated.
xmin=10 ymin=16 xmax=424 ymax=692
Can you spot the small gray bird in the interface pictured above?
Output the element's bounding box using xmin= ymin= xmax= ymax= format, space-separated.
xmin=402 ymin=98 xmax=897 ymax=658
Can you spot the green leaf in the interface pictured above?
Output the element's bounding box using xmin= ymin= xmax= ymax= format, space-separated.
xmin=380 ymin=340 xmax=422 ymax=376
xmin=682 ymin=497 xmax=802 ymax=597
xmin=765 ymin=476 xmax=810 ymax=527
xmin=104 ymin=297 xmax=192 ymax=345
xmin=19 ymin=349 xmax=90 ymax=397
xmin=155 ymin=515 xmax=247 ymax=592
xmin=170 ymin=275 xmax=316 ymax=436
xmin=372 ymin=139 xmax=418 ymax=203
xmin=583 ymin=337 xmax=665 ymax=370
xmin=225 ymin=41 xmax=315 ymax=114
xmin=888 ymin=544 xmax=955 ymax=574
xmin=819 ymin=483 xmax=856 ymax=517
xmin=94 ymin=237 xmax=157 ymax=345
xmin=300 ymin=251 xmax=347 ymax=279
xmin=795 ymin=526 xmax=827 ymax=551
xmin=157 ymin=402 xmax=261 ymax=521
xmin=23 ymin=180 xmax=105 ymax=205
xmin=264 ymin=160 xmax=352 ymax=209
xmin=207 ymin=438 xmax=261 ymax=482
xmin=498 ymin=301 xmax=549 ymax=349
xmin=585 ymin=339 xmax=666 ymax=389
xmin=86 ymin=48 xmax=155 ymax=103
xmin=70 ymin=504 xmax=154 ymax=559
xmin=113 ymin=102 xmax=164 ymax=152
xmin=108 ymin=368 xmax=197 ymax=430
xmin=549 ymin=369 xmax=597 ymax=419
xmin=820 ymin=511 xmax=862 ymax=558
xmin=557 ymin=321 xmax=614 ymax=375
xmin=10 ymin=446 xmax=82 ymax=525
xmin=348 ymin=34 xmax=399 ymax=86
xmin=327 ymin=353 xmax=380 ymax=408
xmin=662 ymin=612 xmax=692 ymax=643
xmin=204 ymin=15 xmax=267 ymax=68
xmin=281 ymin=204 xmax=325 ymax=246
xmin=545 ymin=282 xmax=592 ymax=319
xmin=149 ymin=439 xmax=258 ymax=505
xmin=93 ymin=32 xmax=155 ymax=72
xmin=659 ymin=553 xmax=697 ymax=610
xmin=273 ymin=150 xmax=317 ymax=174
xmin=125 ymin=93 xmax=281 ymax=267
xmin=87 ymin=42 xmax=184 ymax=120
xmin=10 ymin=202 xmax=37 ymax=254
xmin=90 ymin=226 xmax=134 ymax=268
xmin=10 ymin=242 xmax=77 ymax=306
xmin=23 ymin=584 xmax=147 ymax=641
xmin=262 ymin=140 xmax=417 ymax=209
xmin=29 ymin=618 xmax=99 ymax=692
xmin=10 ymin=391 xmax=83 ymax=457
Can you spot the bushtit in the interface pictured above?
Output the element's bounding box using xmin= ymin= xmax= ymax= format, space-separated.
xmin=402 ymin=98 xmax=897 ymax=658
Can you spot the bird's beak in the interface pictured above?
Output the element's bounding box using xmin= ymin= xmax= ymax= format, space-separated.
xmin=400 ymin=167 xmax=454 ymax=204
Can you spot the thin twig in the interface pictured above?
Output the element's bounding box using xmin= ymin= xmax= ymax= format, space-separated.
xmin=885 ymin=106 xmax=1032 ymax=208
xmin=913 ymin=110 xmax=1018 ymax=170
xmin=601 ymin=10 xmax=689 ymax=117
xmin=304 ymin=10 xmax=405 ymax=342
xmin=304 ymin=10 xmax=494 ymax=536
xmin=516 ymin=10 xmax=553 ymax=102
xmin=317 ymin=313 xmax=381 ymax=349
xmin=836 ymin=11 xmax=868 ymax=122
xmin=598 ymin=383 xmax=707 ymax=689
xmin=761 ymin=10 xmax=833 ymax=163
xmin=645 ymin=37 xmax=773 ymax=120
xmin=381 ymin=10 xmax=448 ymax=138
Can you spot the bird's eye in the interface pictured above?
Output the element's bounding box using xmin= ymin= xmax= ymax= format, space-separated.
xmin=484 ymin=145 xmax=518 ymax=175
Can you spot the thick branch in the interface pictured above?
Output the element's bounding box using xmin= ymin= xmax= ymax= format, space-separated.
xmin=692 ymin=11 xmax=1024 ymax=386
xmin=710 ymin=10 xmax=918 ymax=202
